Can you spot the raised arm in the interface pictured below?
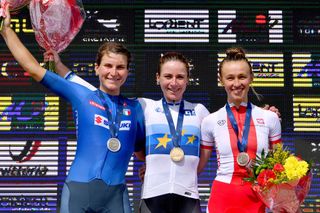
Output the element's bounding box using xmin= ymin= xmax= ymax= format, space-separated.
xmin=44 ymin=49 xmax=97 ymax=91
xmin=0 ymin=5 xmax=45 ymax=82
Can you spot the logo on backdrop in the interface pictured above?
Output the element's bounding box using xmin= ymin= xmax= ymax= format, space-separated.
xmin=293 ymin=9 xmax=320 ymax=43
xmin=144 ymin=9 xmax=209 ymax=43
xmin=218 ymin=10 xmax=283 ymax=44
xmin=76 ymin=9 xmax=134 ymax=43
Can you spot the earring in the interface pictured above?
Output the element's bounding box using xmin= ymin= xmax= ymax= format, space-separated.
xmin=156 ymin=80 xmax=160 ymax=85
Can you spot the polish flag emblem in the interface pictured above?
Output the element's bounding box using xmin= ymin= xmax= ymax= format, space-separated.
xmin=256 ymin=118 xmax=265 ymax=124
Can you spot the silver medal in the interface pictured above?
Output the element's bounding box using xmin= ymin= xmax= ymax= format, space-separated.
xmin=237 ymin=152 xmax=250 ymax=167
xmin=107 ymin=138 xmax=121 ymax=152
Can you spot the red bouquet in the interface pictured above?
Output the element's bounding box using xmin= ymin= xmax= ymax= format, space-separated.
xmin=1 ymin=0 xmax=30 ymax=12
xmin=29 ymin=0 xmax=85 ymax=70
xmin=0 ymin=0 xmax=30 ymax=30
xmin=246 ymin=144 xmax=312 ymax=213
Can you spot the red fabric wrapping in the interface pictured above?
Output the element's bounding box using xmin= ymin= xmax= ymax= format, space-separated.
xmin=29 ymin=0 xmax=85 ymax=53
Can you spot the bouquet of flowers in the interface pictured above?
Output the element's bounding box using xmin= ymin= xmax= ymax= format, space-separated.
xmin=0 ymin=0 xmax=30 ymax=30
xmin=29 ymin=0 xmax=85 ymax=70
xmin=245 ymin=144 xmax=312 ymax=213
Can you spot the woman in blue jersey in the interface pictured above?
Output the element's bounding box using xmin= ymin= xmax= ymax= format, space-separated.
xmin=0 ymin=5 xmax=145 ymax=213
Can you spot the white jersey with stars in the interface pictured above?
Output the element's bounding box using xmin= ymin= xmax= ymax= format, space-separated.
xmin=139 ymin=98 xmax=209 ymax=199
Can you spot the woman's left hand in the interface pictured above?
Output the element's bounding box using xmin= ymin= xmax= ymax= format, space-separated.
xmin=263 ymin=104 xmax=281 ymax=121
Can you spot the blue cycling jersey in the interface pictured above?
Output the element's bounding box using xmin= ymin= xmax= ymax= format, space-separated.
xmin=41 ymin=70 xmax=145 ymax=185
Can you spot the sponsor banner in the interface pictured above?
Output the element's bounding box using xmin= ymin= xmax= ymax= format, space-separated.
xmin=293 ymin=9 xmax=320 ymax=44
xmin=292 ymin=53 xmax=320 ymax=88
xmin=0 ymin=183 xmax=58 ymax=212
xmin=5 ymin=8 xmax=34 ymax=42
xmin=0 ymin=95 xmax=59 ymax=131
xmin=218 ymin=10 xmax=283 ymax=44
xmin=74 ymin=8 xmax=134 ymax=43
xmin=218 ymin=52 xmax=284 ymax=87
xmin=0 ymin=140 xmax=59 ymax=177
xmin=0 ymin=54 xmax=31 ymax=87
xmin=144 ymin=9 xmax=209 ymax=43
xmin=293 ymin=96 xmax=320 ymax=132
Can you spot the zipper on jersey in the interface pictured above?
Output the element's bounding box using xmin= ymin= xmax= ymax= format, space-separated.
xmin=97 ymin=99 xmax=118 ymax=180
xmin=169 ymin=160 xmax=176 ymax=193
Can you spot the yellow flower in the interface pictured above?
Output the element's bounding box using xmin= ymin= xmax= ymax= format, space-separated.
xmin=284 ymin=156 xmax=309 ymax=180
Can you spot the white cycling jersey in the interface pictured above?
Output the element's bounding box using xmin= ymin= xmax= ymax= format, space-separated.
xmin=139 ymin=98 xmax=209 ymax=199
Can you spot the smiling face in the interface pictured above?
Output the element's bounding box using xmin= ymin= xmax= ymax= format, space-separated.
xmin=219 ymin=60 xmax=253 ymax=106
xmin=157 ymin=60 xmax=189 ymax=103
xmin=95 ymin=52 xmax=129 ymax=95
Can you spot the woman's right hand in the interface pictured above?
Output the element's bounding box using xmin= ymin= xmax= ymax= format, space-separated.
xmin=0 ymin=2 xmax=11 ymax=34
xmin=139 ymin=163 xmax=146 ymax=182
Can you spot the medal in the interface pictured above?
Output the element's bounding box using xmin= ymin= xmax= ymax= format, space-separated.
xmin=170 ymin=147 xmax=184 ymax=162
xmin=107 ymin=138 xmax=121 ymax=152
xmin=162 ymin=99 xmax=185 ymax=162
xmin=237 ymin=152 xmax=250 ymax=166
xmin=97 ymin=90 xmax=124 ymax=153
xmin=226 ymin=103 xmax=252 ymax=167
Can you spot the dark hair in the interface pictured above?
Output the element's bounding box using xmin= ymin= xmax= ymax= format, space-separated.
xmin=157 ymin=52 xmax=190 ymax=77
xmin=96 ymin=42 xmax=131 ymax=67
xmin=218 ymin=47 xmax=252 ymax=77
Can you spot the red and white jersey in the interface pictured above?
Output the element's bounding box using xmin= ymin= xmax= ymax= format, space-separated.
xmin=201 ymin=103 xmax=281 ymax=185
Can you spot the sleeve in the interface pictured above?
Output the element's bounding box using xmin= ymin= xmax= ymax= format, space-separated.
xmin=268 ymin=111 xmax=282 ymax=145
xmin=200 ymin=115 xmax=215 ymax=150
xmin=65 ymin=71 xmax=97 ymax=91
xmin=196 ymin=103 xmax=210 ymax=122
xmin=134 ymin=101 xmax=146 ymax=152
xmin=137 ymin=97 xmax=148 ymax=111
xmin=40 ymin=70 xmax=87 ymax=107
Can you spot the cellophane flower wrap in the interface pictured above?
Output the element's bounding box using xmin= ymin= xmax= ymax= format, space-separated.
xmin=0 ymin=0 xmax=30 ymax=30
xmin=1 ymin=0 xmax=30 ymax=13
xmin=246 ymin=144 xmax=312 ymax=213
xmin=29 ymin=0 xmax=85 ymax=70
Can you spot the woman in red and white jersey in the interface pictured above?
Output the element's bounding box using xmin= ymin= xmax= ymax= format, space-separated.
xmin=200 ymin=47 xmax=282 ymax=213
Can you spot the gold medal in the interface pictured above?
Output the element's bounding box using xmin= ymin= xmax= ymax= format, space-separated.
xmin=170 ymin=147 xmax=184 ymax=162
xmin=107 ymin=138 xmax=121 ymax=152
xmin=237 ymin=152 xmax=250 ymax=166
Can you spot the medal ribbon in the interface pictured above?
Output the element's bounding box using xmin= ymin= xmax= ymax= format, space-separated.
xmin=97 ymin=90 xmax=123 ymax=138
xmin=226 ymin=102 xmax=252 ymax=153
xmin=162 ymin=98 xmax=184 ymax=148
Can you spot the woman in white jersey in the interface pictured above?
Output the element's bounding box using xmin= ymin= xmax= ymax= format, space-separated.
xmin=200 ymin=47 xmax=282 ymax=213
xmin=138 ymin=52 xmax=209 ymax=213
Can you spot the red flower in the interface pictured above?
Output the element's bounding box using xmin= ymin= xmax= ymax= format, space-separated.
xmin=257 ymin=169 xmax=276 ymax=186
xmin=273 ymin=163 xmax=284 ymax=172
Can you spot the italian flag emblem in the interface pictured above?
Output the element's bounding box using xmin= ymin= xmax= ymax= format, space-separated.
xmin=123 ymin=109 xmax=131 ymax=116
